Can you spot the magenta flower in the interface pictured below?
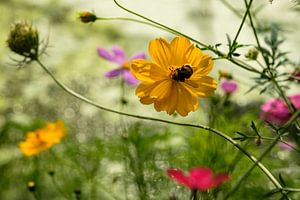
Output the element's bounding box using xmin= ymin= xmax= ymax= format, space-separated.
xmin=278 ymin=141 xmax=296 ymax=151
xmin=167 ymin=167 xmax=230 ymax=191
xmin=97 ymin=46 xmax=146 ymax=85
xmin=260 ymin=94 xmax=300 ymax=125
xmin=221 ymin=80 xmax=238 ymax=94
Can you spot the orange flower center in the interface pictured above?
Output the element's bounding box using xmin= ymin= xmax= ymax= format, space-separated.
xmin=169 ymin=64 xmax=193 ymax=82
xmin=122 ymin=61 xmax=130 ymax=70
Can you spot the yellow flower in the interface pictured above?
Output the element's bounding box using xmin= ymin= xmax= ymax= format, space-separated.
xmin=131 ymin=37 xmax=217 ymax=116
xmin=19 ymin=121 xmax=66 ymax=156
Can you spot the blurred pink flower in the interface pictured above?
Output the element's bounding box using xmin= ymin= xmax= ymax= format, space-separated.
xmin=97 ymin=46 xmax=146 ymax=85
xmin=221 ymin=80 xmax=238 ymax=94
xmin=260 ymin=94 xmax=300 ymax=125
xmin=278 ymin=141 xmax=296 ymax=151
xmin=167 ymin=167 xmax=230 ymax=191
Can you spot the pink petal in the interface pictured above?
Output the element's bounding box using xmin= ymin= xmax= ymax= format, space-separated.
xmin=167 ymin=169 xmax=190 ymax=188
xmin=104 ymin=68 xmax=123 ymax=78
xmin=97 ymin=48 xmax=115 ymax=62
xmin=212 ymin=174 xmax=230 ymax=187
xmin=122 ymin=70 xmax=139 ymax=85
xmin=221 ymin=80 xmax=238 ymax=94
xmin=129 ymin=52 xmax=146 ymax=61
xmin=112 ymin=46 xmax=127 ymax=64
xmin=290 ymin=94 xmax=300 ymax=109
xmin=260 ymin=98 xmax=291 ymax=125
xmin=189 ymin=168 xmax=214 ymax=190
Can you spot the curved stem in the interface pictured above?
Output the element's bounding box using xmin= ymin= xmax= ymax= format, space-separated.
xmin=224 ymin=134 xmax=282 ymax=199
xmin=112 ymin=0 xmax=207 ymax=47
xmin=96 ymin=17 xmax=171 ymax=33
xmin=35 ymin=59 xmax=282 ymax=190
xmin=111 ymin=0 xmax=261 ymax=75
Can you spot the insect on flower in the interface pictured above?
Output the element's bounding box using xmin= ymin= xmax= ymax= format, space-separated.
xmin=131 ymin=36 xmax=217 ymax=116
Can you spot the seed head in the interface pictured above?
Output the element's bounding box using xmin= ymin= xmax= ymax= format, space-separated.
xmin=7 ymin=21 xmax=39 ymax=60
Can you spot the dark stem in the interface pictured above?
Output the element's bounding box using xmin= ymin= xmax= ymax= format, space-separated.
xmin=191 ymin=189 xmax=198 ymax=200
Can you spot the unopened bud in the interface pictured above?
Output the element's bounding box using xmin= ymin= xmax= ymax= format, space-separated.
xmin=48 ymin=171 xmax=55 ymax=176
xmin=245 ymin=48 xmax=259 ymax=60
xmin=256 ymin=138 xmax=263 ymax=146
xmin=7 ymin=21 xmax=39 ymax=60
xmin=77 ymin=11 xmax=97 ymax=23
xmin=27 ymin=181 xmax=36 ymax=192
xmin=218 ymin=70 xmax=233 ymax=80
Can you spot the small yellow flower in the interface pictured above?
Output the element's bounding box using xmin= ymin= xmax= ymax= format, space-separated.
xmin=19 ymin=121 xmax=66 ymax=156
xmin=131 ymin=36 xmax=217 ymax=116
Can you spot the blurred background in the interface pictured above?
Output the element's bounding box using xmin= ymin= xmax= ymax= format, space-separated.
xmin=1 ymin=0 xmax=300 ymax=199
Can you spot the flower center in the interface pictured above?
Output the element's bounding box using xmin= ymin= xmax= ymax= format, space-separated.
xmin=171 ymin=64 xmax=193 ymax=82
xmin=122 ymin=61 xmax=130 ymax=70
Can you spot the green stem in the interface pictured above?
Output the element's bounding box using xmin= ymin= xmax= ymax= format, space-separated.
xmin=35 ymin=59 xmax=282 ymax=191
xmin=111 ymin=0 xmax=261 ymax=75
xmin=224 ymin=134 xmax=282 ymax=199
xmin=96 ymin=17 xmax=171 ymax=33
xmin=112 ymin=0 xmax=207 ymax=47
xmin=191 ymin=189 xmax=198 ymax=200
xmin=245 ymin=0 xmax=269 ymax=69
xmin=229 ymin=0 xmax=254 ymax=56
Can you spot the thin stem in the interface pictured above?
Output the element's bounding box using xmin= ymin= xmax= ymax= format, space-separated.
xmin=220 ymin=0 xmax=244 ymax=18
xmin=112 ymin=0 xmax=207 ymax=47
xmin=109 ymin=0 xmax=261 ymax=75
xmin=224 ymin=134 xmax=282 ymax=199
xmin=191 ymin=189 xmax=198 ymax=200
xmin=35 ymin=59 xmax=282 ymax=191
xmin=96 ymin=17 xmax=171 ymax=33
xmin=229 ymin=0 xmax=254 ymax=56
xmin=245 ymin=0 xmax=269 ymax=69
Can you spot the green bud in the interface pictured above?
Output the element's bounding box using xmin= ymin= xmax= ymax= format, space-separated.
xmin=77 ymin=11 xmax=97 ymax=23
xmin=27 ymin=181 xmax=36 ymax=192
xmin=7 ymin=21 xmax=39 ymax=60
xmin=245 ymin=48 xmax=259 ymax=60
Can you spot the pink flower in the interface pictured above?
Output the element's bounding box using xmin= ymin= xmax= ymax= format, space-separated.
xmin=260 ymin=94 xmax=300 ymax=125
xmin=221 ymin=80 xmax=238 ymax=94
xmin=278 ymin=141 xmax=296 ymax=151
xmin=167 ymin=167 xmax=230 ymax=191
xmin=97 ymin=46 xmax=146 ymax=85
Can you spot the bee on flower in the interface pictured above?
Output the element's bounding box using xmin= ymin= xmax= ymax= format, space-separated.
xmin=130 ymin=36 xmax=217 ymax=116
xmin=19 ymin=121 xmax=66 ymax=156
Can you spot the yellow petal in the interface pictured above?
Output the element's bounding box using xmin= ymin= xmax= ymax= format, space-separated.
xmin=131 ymin=59 xmax=167 ymax=82
xmin=136 ymin=82 xmax=158 ymax=98
xmin=184 ymin=76 xmax=217 ymax=97
xmin=176 ymin=83 xmax=199 ymax=116
xmin=170 ymin=37 xmax=191 ymax=66
xmin=149 ymin=38 xmax=172 ymax=70
xmin=149 ymin=80 xmax=172 ymax=100
xmin=189 ymin=54 xmax=214 ymax=77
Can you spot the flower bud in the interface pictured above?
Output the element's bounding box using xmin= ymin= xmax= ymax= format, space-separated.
xmin=245 ymin=48 xmax=259 ymax=60
xmin=77 ymin=11 xmax=97 ymax=23
xmin=27 ymin=181 xmax=36 ymax=192
xmin=218 ymin=70 xmax=232 ymax=80
xmin=7 ymin=21 xmax=39 ymax=60
xmin=256 ymin=138 xmax=263 ymax=146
